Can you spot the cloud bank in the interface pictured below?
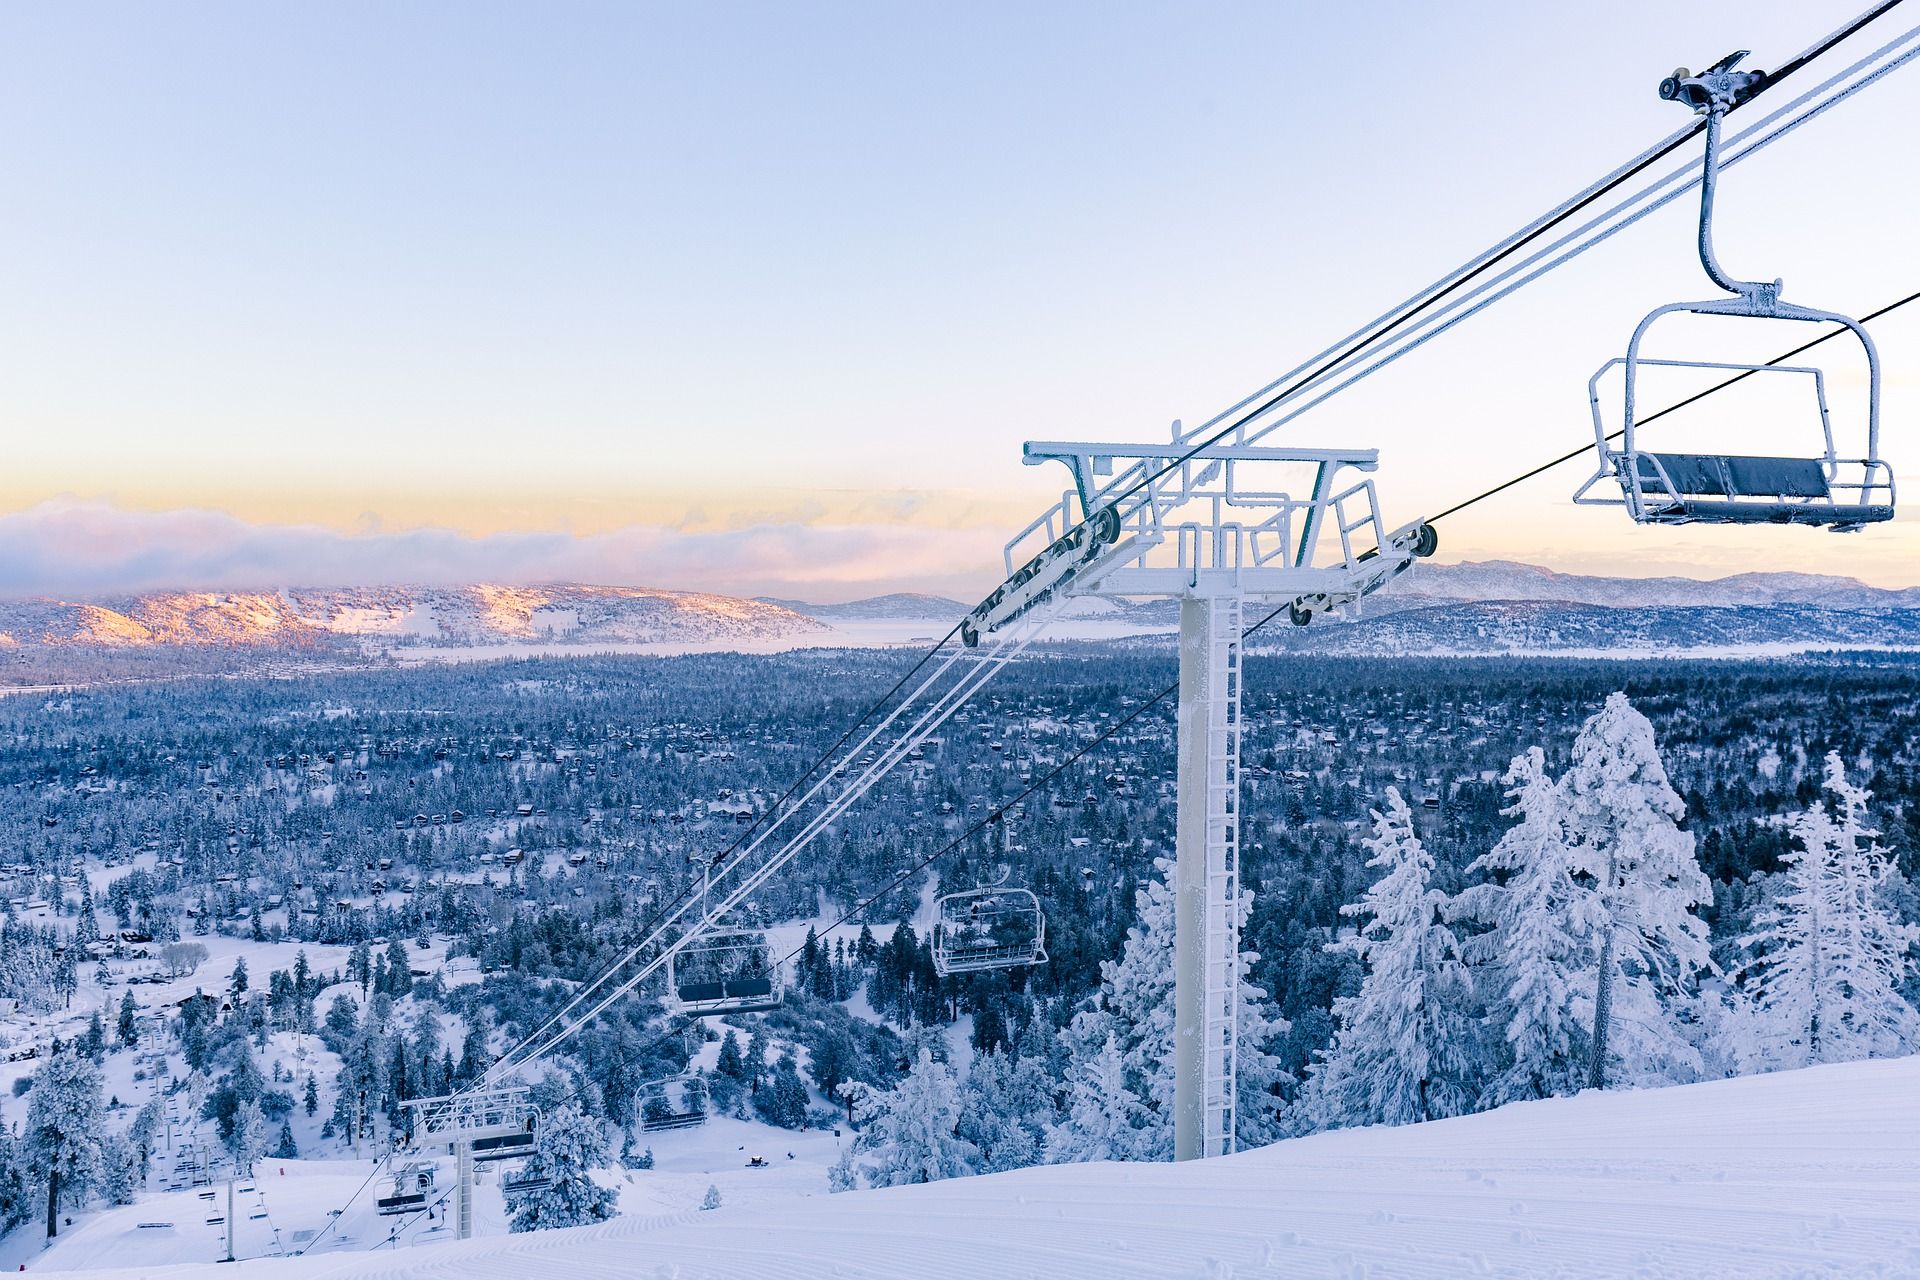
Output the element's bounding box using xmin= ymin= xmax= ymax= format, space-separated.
xmin=0 ymin=500 xmax=1007 ymax=603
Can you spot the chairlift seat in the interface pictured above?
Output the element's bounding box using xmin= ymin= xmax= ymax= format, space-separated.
xmin=677 ymin=981 xmax=725 ymax=1004
xmin=502 ymin=1174 xmax=552 ymax=1194
xmin=723 ymin=976 xmax=774 ymax=999
xmin=470 ymin=1132 xmax=535 ymax=1162
xmin=1624 ymin=451 xmax=1891 ymax=527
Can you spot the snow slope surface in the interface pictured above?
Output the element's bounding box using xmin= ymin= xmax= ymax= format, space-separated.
xmin=39 ymin=1054 xmax=1920 ymax=1279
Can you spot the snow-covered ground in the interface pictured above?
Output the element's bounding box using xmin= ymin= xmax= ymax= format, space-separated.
xmin=29 ymin=1053 xmax=1920 ymax=1279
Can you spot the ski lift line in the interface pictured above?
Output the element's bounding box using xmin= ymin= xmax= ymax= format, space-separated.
xmin=483 ymin=613 xmax=1047 ymax=1080
xmin=493 ymin=612 xmax=1055 ymax=1078
xmin=1163 ymin=0 xmax=1908 ymax=456
xmin=1151 ymin=0 xmax=1912 ymax=460
xmin=498 ymin=622 xmax=1027 ymax=1056
xmin=1073 ymin=1 xmax=1912 ymax=540
xmin=795 ymin=293 xmax=1920 ymax=951
xmin=293 ymin=1153 xmax=393 ymax=1257
xmin=490 ymin=619 xmax=994 ymax=1074
xmin=1154 ymin=19 xmax=1920 ymax=479
xmin=1422 ymin=291 xmax=1920 ymax=527
xmin=785 ymin=591 xmax=1324 ymax=960
xmin=494 ymin=620 xmax=967 ymax=1072
xmin=1196 ymin=25 xmax=1920 ymax=475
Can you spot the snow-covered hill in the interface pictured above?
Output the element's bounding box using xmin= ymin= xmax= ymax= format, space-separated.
xmin=49 ymin=1054 xmax=1920 ymax=1279
xmin=0 ymin=585 xmax=826 ymax=651
xmin=1382 ymin=559 xmax=1920 ymax=609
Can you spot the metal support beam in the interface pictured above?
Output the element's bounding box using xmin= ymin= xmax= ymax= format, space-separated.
xmin=1174 ymin=592 xmax=1242 ymax=1162
xmin=457 ymin=1141 xmax=473 ymax=1241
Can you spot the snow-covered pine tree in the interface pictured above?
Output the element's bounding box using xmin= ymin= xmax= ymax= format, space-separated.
xmin=1739 ymin=752 xmax=1920 ymax=1067
xmin=231 ymin=1099 xmax=269 ymax=1177
xmin=1454 ymin=747 xmax=1590 ymax=1105
xmin=858 ymin=1048 xmax=978 ymax=1187
xmin=1046 ymin=1033 xmax=1149 ymax=1162
xmin=1559 ymin=693 xmax=1711 ymax=1090
xmin=507 ymin=1102 xmax=619 ymax=1233
xmin=1297 ymin=788 xmax=1478 ymax=1130
xmin=1052 ymin=856 xmax=1289 ymax=1159
xmin=958 ymin=1047 xmax=1050 ymax=1173
xmin=25 ymin=1046 xmax=104 ymax=1239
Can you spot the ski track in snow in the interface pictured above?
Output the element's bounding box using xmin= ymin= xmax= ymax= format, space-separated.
xmin=31 ymin=1054 xmax=1920 ymax=1279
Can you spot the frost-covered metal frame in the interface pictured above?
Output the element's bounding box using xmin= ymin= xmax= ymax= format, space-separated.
xmin=931 ymin=886 xmax=1049 ymax=976
xmin=666 ymin=930 xmax=784 ymax=1016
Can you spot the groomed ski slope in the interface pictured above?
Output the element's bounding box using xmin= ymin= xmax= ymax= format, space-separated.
xmin=45 ymin=1054 xmax=1920 ymax=1280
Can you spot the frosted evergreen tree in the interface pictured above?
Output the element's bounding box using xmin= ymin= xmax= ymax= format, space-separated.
xmin=1739 ymin=752 xmax=1920 ymax=1067
xmin=827 ymin=1142 xmax=860 ymax=1193
xmin=231 ymin=1099 xmax=269 ymax=1177
xmin=1053 ymin=856 xmax=1289 ymax=1159
xmin=959 ymin=1048 xmax=1050 ymax=1173
xmin=1454 ymin=748 xmax=1590 ymax=1105
xmin=507 ymin=1102 xmax=618 ymax=1232
xmin=1298 ymin=789 xmax=1478 ymax=1130
xmin=99 ymin=1135 xmax=137 ymax=1206
xmin=26 ymin=1047 xmax=104 ymax=1239
xmin=700 ymin=1183 xmax=722 ymax=1210
xmin=1046 ymin=1034 xmax=1149 ymax=1162
xmin=1559 ymin=693 xmax=1711 ymax=1089
xmin=859 ymin=1049 xmax=978 ymax=1187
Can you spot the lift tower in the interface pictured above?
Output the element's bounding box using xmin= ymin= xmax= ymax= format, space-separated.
xmin=980 ymin=430 xmax=1434 ymax=1159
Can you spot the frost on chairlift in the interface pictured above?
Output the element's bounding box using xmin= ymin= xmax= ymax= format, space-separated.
xmin=931 ymin=885 xmax=1048 ymax=976
xmin=667 ymin=930 xmax=784 ymax=1016
xmin=404 ymin=1087 xmax=538 ymax=1164
xmin=638 ymin=1072 xmax=711 ymax=1132
xmin=376 ymin=1161 xmax=434 ymax=1216
xmin=499 ymin=1161 xmax=552 ymax=1195
xmin=1575 ymin=52 xmax=1894 ymax=531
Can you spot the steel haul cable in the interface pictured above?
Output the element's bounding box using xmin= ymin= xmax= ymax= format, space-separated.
xmin=796 ymin=284 xmax=1920 ymax=950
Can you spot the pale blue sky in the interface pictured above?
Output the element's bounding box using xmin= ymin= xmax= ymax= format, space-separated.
xmin=2 ymin=1 xmax=1916 ymax=597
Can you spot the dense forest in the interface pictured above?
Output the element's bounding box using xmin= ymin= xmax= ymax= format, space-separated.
xmin=0 ymin=646 xmax=1914 ymax=1234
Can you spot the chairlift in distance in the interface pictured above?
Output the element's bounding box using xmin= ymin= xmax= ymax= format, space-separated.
xmin=500 ymin=1163 xmax=552 ymax=1196
xmin=931 ymin=879 xmax=1048 ymax=977
xmin=1574 ymin=52 xmax=1894 ymax=531
xmin=666 ymin=929 xmax=784 ymax=1016
xmin=638 ymin=1072 xmax=711 ymax=1132
xmin=376 ymin=1161 xmax=434 ymax=1216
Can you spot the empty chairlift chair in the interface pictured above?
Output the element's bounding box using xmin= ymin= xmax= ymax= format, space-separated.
xmin=667 ymin=931 xmax=784 ymax=1016
xmin=931 ymin=887 xmax=1048 ymax=977
xmin=638 ymin=1073 xmax=711 ymax=1132
xmin=376 ymin=1163 xmax=433 ymax=1216
xmin=1574 ymin=53 xmax=1894 ymax=531
xmin=499 ymin=1163 xmax=552 ymax=1195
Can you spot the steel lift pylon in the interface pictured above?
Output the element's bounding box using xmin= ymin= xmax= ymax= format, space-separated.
xmin=986 ymin=431 xmax=1435 ymax=1160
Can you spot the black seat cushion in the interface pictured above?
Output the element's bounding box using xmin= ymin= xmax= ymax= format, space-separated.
xmin=1635 ymin=453 xmax=1829 ymax=499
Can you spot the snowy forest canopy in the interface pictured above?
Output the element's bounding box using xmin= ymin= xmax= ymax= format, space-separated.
xmin=0 ymin=646 xmax=1914 ymax=1230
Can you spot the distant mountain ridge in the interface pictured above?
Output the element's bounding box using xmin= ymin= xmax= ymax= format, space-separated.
xmin=755 ymin=592 xmax=969 ymax=621
xmin=759 ymin=561 xmax=1920 ymax=618
xmin=1381 ymin=560 xmax=1920 ymax=609
xmin=0 ymin=560 xmax=1913 ymax=658
xmin=0 ymin=584 xmax=826 ymax=650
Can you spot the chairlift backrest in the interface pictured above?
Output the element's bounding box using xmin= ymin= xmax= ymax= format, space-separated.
xmin=667 ymin=930 xmax=784 ymax=1016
